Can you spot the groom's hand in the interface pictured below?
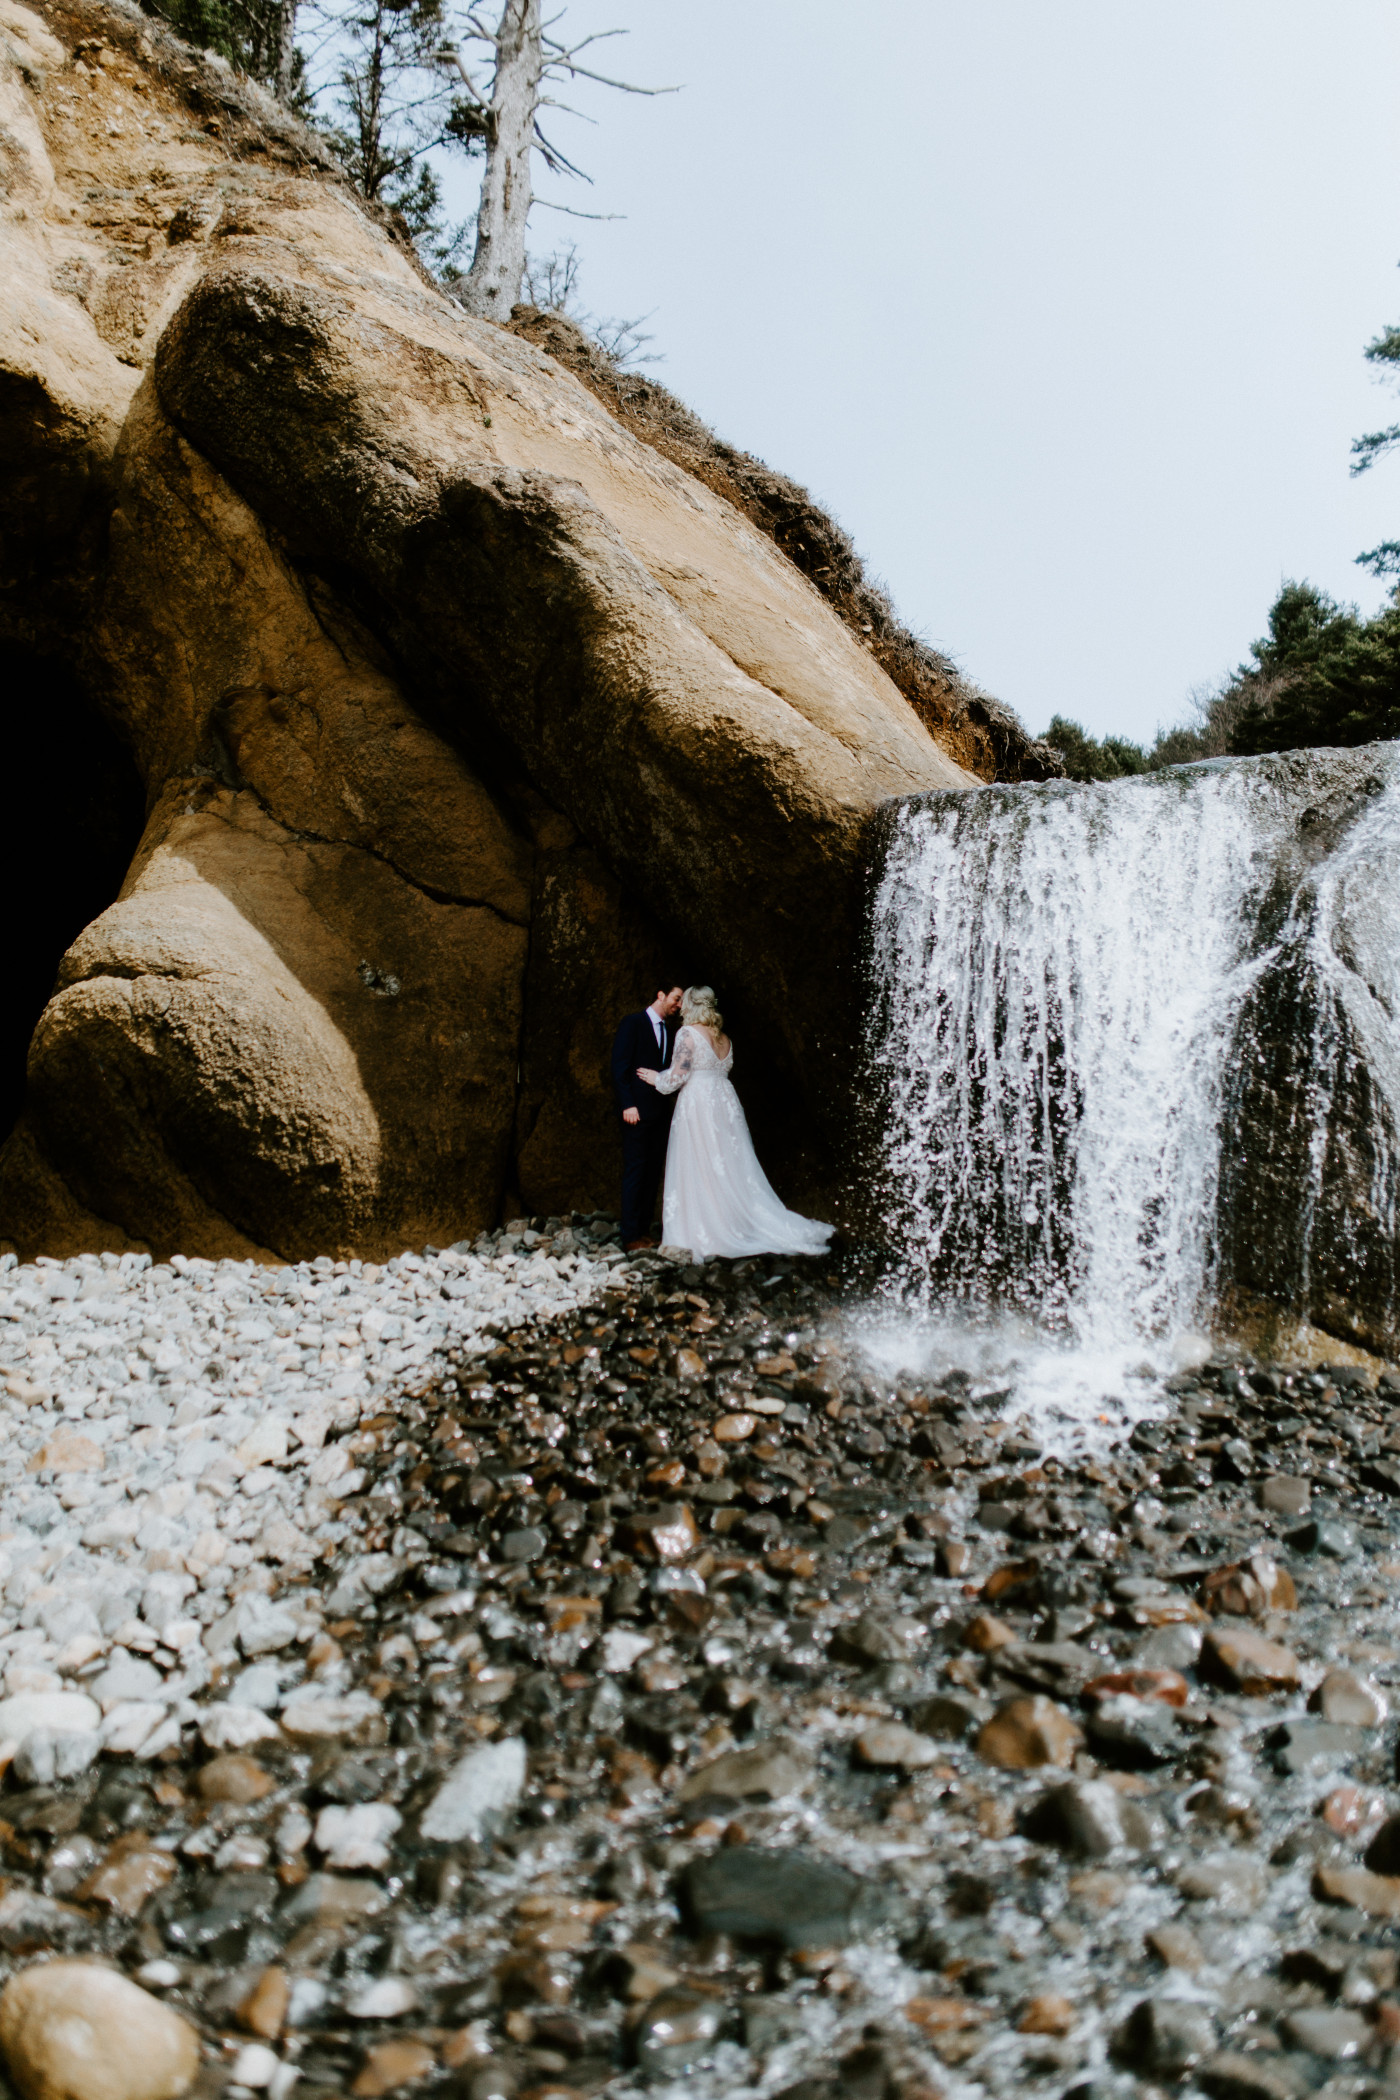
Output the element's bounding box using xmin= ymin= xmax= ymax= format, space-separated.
xmin=622 ymin=1107 xmax=640 ymax=1125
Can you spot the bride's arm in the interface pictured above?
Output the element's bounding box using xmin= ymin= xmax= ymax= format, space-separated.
xmin=649 ymin=1029 xmax=695 ymax=1095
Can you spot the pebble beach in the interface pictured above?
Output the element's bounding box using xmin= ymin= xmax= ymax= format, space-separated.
xmin=0 ymin=1234 xmax=1397 ymax=2100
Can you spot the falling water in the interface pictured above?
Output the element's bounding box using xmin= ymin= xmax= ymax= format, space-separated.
xmin=859 ymin=745 xmax=1400 ymax=1439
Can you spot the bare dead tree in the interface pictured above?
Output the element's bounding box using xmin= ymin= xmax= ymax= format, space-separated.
xmin=440 ymin=1 xmax=672 ymax=322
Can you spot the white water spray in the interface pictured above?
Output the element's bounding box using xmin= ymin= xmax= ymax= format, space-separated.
xmin=859 ymin=747 xmax=1400 ymax=1447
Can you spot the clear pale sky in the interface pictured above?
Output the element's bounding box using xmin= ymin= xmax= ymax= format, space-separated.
xmin=435 ymin=2 xmax=1400 ymax=745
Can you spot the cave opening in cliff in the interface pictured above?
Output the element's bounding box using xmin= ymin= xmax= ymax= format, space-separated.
xmin=2 ymin=647 xmax=146 ymax=1145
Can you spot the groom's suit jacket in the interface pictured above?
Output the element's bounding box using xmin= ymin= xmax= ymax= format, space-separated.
xmin=611 ymin=1011 xmax=677 ymax=1124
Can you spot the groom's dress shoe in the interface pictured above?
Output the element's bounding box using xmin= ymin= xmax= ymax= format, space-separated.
xmin=625 ymin=1238 xmax=656 ymax=1252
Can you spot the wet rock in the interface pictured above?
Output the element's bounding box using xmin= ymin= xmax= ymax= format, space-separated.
xmin=1310 ymin=1669 xmax=1386 ymax=1727
xmin=1147 ymin=1922 xmax=1205 ymax=1971
xmin=1201 ymin=1553 xmax=1296 ymax=1616
xmin=1117 ymin=1996 xmax=1216 ymax=2076
xmin=1086 ymin=1692 xmax=1180 ymax=1766
xmin=854 ymin=1722 xmax=940 ymax=1772
xmin=1197 ymin=2051 xmax=1309 ymax=2100
xmin=236 ymin=1967 xmax=288 ymax=2041
xmin=1313 ymin=1863 xmax=1400 ymax=1917
xmin=419 ymin=1738 xmax=527 ymax=1844
xmin=1176 ymin=1853 xmax=1267 ymax=1910
xmin=977 ymin=1695 xmax=1083 ymax=1770
xmin=198 ymin=1755 xmax=276 ymax=1805
xmin=1134 ymin=1621 xmax=1203 ymax=1669
xmin=1281 ymin=2008 xmax=1372 ymax=2057
xmin=676 ymin=1739 xmax=811 ymax=1803
xmin=350 ymin=2039 xmax=436 ymax=2096
xmin=1022 ymin=1779 xmax=1127 ymax=1858
xmin=1320 ymin=1785 xmax=1387 ymax=1842
xmin=77 ymin=1837 xmax=178 ymax=1918
xmin=618 ymin=1504 xmax=702 ymax=1562
xmin=1201 ymin=1626 xmax=1301 ymax=1694
xmin=1019 ymin=1994 xmax=1076 ymax=2037
xmin=633 ymin=1987 xmax=726 ymax=2075
xmin=963 ymin=1613 xmax=1017 ymax=1654
xmin=909 ymin=1692 xmax=990 ymax=1740
xmin=1364 ymin=1813 xmax=1400 ymax=1873
xmin=1288 ymin=1518 xmax=1355 ymax=1557
xmin=499 ymin=1527 xmax=547 ymax=1564
xmin=679 ymin=1846 xmax=873 ymax=1948
xmin=0 ymin=1960 xmax=199 ymax=2100
xmin=1270 ymin=1721 xmax=1363 ymax=1775
xmin=1084 ymin=1667 xmax=1189 ymax=1707
xmin=832 ymin=1612 xmax=922 ymax=1665
xmin=1259 ymin=1477 xmax=1311 ymax=1517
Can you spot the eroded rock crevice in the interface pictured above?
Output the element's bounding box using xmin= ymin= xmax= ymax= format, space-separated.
xmin=0 ymin=644 xmax=144 ymax=1145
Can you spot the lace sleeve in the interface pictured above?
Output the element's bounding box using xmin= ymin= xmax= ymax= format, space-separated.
xmin=652 ymin=1028 xmax=695 ymax=1094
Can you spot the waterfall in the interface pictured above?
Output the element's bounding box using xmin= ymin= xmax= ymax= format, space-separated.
xmin=866 ymin=744 xmax=1400 ymax=1367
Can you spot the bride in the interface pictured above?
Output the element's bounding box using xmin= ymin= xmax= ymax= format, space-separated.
xmin=636 ymin=985 xmax=834 ymax=1261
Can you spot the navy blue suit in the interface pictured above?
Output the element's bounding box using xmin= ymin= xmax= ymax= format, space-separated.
xmin=611 ymin=1009 xmax=677 ymax=1244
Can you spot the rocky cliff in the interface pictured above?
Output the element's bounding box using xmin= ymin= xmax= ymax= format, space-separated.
xmin=0 ymin=0 xmax=1040 ymax=1261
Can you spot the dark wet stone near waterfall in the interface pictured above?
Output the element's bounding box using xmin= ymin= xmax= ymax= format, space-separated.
xmin=633 ymin=1986 xmax=728 ymax=2074
xmin=1022 ymin=1778 xmax=1128 ymax=1858
xmin=679 ymin=1846 xmax=875 ymax=1948
xmin=1288 ymin=1517 xmax=1356 ymax=1557
xmin=910 ymin=1691 xmax=991 ymax=1740
xmin=1117 ymin=1996 xmax=1216 ymax=2076
xmin=1086 ymin=1692 xmax=1180 ymax=1766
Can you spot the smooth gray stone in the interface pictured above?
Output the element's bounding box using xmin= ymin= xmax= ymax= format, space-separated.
xmin=1281 ymin=2008 xmax=1372 ymax=2058
xmin=1268 ymin=1720 xmax=1362 ymax=1774
xmin=679 ymin=1846 xmax=873 ymax=1949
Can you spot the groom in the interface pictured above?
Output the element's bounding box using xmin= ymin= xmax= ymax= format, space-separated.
xmin=611 ymin=986 xmax=683 ymax=1250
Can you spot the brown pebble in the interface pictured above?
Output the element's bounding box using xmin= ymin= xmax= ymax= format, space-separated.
xmin=981 ymin=1560 xmax=1042 ymax=1605
xmin=350 ymin=2039 xmax=437 ymax=2096
xmin=1147 ymin=1922 xmax=1204 ymax=1970
xmin=1201 ymin=1625 xmax=1300 ymax=1694
xmin=1314 ymin=1863 xmax=1400 ymax=1918
xmin=77 ymin=1835 xmax=178 ymax=1918
xmin=964 ymin=1613 xmax=1016 ymax=1654
xmin=1018 ymin=1994 xmax=1076 ymax=2036
xmin=0 ymin=1961 xmax=199 ymax=2100
xmin=712 ymin=1413 xmax=757 ymax=1443
xmin=197 ymin=1754 xmax=276 ymax=1804
xmin=673 ymin=1349 xmax=707 ymax=1381
xmin=904 ymin=1996 xmax=984 ymax=2035
xmin=237 ymin=1966 xmax=288 ymax=2040
xmin=977 ymin=1694 xmax=1083 ymax=1770
xmin=1200 ymin=1553 xmax=1296 ymax=1618
xmin=1084 ymin=1668 xmax=1189 ymax=1708
xmin=1319 ymin=1785 xmax=1387 ymax=1842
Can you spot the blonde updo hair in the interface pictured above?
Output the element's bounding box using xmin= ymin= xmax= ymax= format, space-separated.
xmin=681 ymin=984 xmax=723 ymax=1032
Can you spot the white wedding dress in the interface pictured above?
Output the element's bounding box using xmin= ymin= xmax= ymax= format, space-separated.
xmin=651 ymin=1026 xmax=834 ymax=1260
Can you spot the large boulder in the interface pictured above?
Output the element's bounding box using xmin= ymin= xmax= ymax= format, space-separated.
xmin=0 ymin=0 xmax=1002 ymax=1256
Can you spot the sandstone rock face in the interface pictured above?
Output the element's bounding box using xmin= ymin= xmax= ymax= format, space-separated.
xmin=0 ymin=0 xmax=1002 ymax=1255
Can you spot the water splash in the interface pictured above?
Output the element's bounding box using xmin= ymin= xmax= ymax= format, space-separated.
xmin=859 ymin=746 xmax=1400 ymax=1444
